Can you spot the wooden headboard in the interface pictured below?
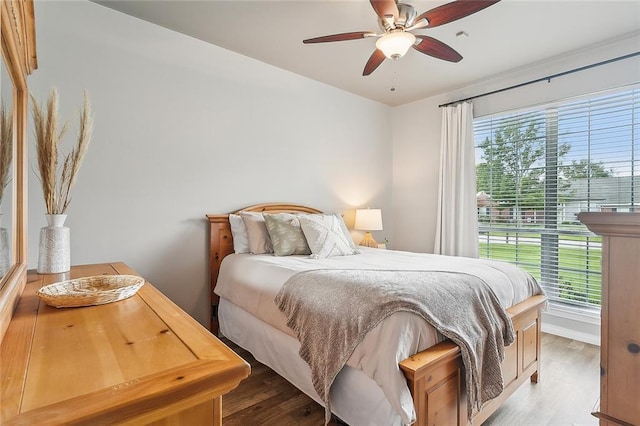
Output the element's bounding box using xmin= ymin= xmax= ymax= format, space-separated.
xmin=206 ymin=203 xmax=322 ymax=334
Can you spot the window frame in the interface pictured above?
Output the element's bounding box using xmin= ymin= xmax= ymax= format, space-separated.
xmin=474 ymin=84 xmax=639 ymax=314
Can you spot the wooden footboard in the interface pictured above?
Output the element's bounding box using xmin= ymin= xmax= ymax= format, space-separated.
xmin=400 ymin=294 xmax=546 ymax=426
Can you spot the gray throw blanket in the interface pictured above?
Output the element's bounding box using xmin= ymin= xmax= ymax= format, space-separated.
xmin=275 ymin=269 xmax=515 ymax=424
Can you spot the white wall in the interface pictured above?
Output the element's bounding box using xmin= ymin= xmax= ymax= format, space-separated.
xmin=28 ymin=1 xmax=392 ymax=326
xmin=391 ymin=93 xmax=445 ymax=253
xmin=391 ymin=33 xmax=640 ymax=253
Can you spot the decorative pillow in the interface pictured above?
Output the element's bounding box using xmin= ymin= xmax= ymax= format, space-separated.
xmin=240 ymin=212 xmax=273 ymax=254
xmin=229 ymin=214 xmax=250 ymax=254
xmin=298 ymin=213 xmax=360 ymax=259
xmin=263 ymin=213 xmax=311 ymax=256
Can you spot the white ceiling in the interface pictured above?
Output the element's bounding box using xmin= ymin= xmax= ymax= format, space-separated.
xmin=94 ymin=0 xmax=640 ymax=106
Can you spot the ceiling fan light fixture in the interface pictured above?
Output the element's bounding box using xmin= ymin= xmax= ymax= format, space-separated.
xmin=376 ymin=31 xmax=416 ymax=60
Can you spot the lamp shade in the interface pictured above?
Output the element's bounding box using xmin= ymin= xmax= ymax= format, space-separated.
xmin=354 ymin=209 xmax=383 ymax=231
xmin=375 ymin=31 xmax=416 ymax=60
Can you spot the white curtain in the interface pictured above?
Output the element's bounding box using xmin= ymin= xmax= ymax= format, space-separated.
xmin=434 ymin=102 xmax=479 ymax=257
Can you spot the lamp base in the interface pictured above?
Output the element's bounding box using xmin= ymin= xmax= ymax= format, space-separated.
xmin=359 ymin=232 xmax=379 ymax=248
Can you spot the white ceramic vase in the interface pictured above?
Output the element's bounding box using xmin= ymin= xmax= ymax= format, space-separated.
xmin=37 ymin=214 xmax=70 ymax=274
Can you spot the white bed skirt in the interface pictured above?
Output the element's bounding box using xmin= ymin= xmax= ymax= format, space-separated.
xmin=219 ymin=298 xmax=405 ymax=426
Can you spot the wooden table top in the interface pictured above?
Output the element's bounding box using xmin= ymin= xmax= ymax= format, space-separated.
xmin=0 ymin=262 xmax=250 ymax=425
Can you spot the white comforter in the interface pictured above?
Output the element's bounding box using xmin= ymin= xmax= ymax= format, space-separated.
xmin=215 ymin=248 xmax=542 ymax=425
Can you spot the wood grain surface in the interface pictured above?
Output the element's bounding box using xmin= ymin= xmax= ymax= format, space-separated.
xmin=0 ymin=262 xmax=249 ymax=425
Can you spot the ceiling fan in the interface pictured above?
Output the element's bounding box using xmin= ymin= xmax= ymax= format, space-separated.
xmin=303 ymin=0 xmax=500 ymax=76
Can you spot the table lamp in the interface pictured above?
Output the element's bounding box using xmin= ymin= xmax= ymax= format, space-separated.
xmin=354 ymin=208 xmax=383 ymax=248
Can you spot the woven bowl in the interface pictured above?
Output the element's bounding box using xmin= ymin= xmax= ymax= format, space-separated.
xmin=36 ymin=275 xmax=145 ymax=308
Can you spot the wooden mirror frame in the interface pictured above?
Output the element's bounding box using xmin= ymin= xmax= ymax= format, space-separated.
xmin=0 ymin=0 xmax=36 ymax=343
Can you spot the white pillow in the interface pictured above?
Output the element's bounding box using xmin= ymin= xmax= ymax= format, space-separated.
xmin=298 ymin=213 xmax=360 ymax=259
xmin=229 ymin=214 xmax=249 ymax=254
xmin=240 ymin=212 xmax=274 ymax=254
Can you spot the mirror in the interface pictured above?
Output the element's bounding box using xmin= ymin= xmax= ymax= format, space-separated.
xmin=0 ymin=0 xmax=37 ymax=344
xmin=0 ymin=56 xmax=13 ymax=280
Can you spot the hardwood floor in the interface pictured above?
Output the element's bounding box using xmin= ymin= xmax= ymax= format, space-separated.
xmin=483 ymin=334 xmax=600 ymax=426
xmin=222 ymin=333 xmax=600 ymax=425
xmin=221 ymin=342 xmax=326 ymax=426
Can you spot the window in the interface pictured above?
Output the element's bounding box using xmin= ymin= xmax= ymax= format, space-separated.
xmin=474 ymin=86 xmax=639 ymax=312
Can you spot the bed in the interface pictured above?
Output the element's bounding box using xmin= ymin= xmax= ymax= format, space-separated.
xmin=207 ymin=203 xmax=547 ymax=425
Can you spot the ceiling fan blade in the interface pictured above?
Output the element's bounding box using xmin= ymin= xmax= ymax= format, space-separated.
xmin=370 ymin=0 xmax=399 ymax=22
xmin=303 ymin=31 xmax=376 ymax=44
xmin=363 ymin=49 xmax=386 ymax=76
xmin=413 ymin=36 xmax=462 ymax=62
xmin=405 ymin=18 xmax=429 ymax=32
xmin=416 ymin=0 xmax=500 ymax=28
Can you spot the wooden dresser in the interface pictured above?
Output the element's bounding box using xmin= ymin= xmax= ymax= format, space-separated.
xmin=0 ymin=262 xmax=250 ymax=425
xmin=578 ymin=213 xmax=640 ymax=426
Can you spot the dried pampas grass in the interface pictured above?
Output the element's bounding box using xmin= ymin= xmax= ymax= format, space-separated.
xmin=0 ymin=102 xmax=12 ymax=207
xmin=31 ymin=89 xmax=93 ymax=214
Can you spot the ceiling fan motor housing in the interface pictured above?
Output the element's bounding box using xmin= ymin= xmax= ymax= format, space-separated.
xmin=379 ymin=2 xmax=417 ymax=31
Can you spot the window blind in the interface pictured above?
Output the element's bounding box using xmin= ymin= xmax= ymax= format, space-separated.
xmin=475 ymin=86 xmax=639 ymax=311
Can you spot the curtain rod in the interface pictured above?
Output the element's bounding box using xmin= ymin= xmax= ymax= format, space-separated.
xmin=438 ymin=51 xmax=640 ymax=108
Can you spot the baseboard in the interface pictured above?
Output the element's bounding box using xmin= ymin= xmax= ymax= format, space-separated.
xmin=541 ymin=322 xmax=600 ymax=346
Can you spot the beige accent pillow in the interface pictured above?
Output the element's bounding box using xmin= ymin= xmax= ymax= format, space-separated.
xmin=264 ymin=213 xmax=311 ymax=256
xmin=298 ymin=213 xmax=360 ymax=259
xmin=240 ymin=212 xmax=273 ymax=254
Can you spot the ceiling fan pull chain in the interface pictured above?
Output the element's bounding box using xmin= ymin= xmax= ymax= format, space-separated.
xmin=390 ymin=61 xmax=398 ymax=92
